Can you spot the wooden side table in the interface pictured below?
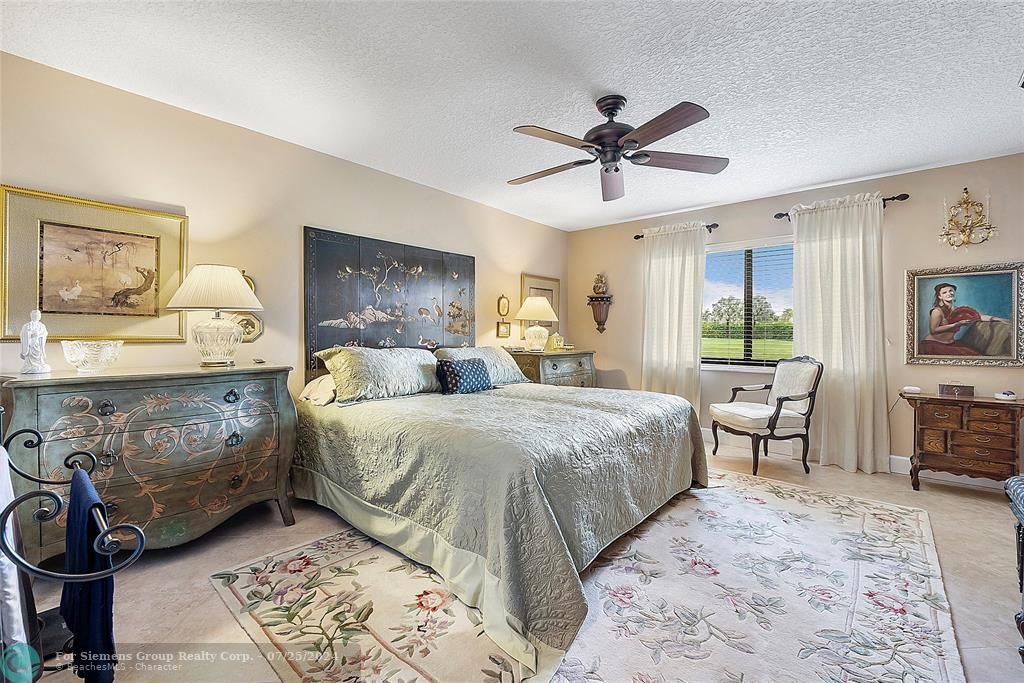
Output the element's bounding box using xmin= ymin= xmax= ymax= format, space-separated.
xmin=508 ymin=350 xmax=596 ymax=388
xmin=901 ymin=391 xmax=1023 ymax=490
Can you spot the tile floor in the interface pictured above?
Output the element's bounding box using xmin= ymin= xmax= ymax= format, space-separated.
xmin=34 ymin=441 xmax=1021 ymax=682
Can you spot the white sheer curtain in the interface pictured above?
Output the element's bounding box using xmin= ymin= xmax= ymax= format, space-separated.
xmin=640 ymin=222 xmax=706 ymax=406
xmin=791 ymin=193 xmax=890 ymax=473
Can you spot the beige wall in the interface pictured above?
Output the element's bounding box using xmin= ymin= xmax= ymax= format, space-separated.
xmin=566 ymin=153 xmax=1024 ymax=457
xmin=0 ymin=54 xmax=568 ymax=394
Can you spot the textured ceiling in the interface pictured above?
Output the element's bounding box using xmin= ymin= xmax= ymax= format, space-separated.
xmin=2 ymin=1 xmax=1023 ymax=230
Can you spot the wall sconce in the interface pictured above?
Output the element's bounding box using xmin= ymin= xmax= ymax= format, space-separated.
xmin=940 ymin=187 xmax=997 ymax=250
xmin=587 ymin=273 xmax=613 ymax=333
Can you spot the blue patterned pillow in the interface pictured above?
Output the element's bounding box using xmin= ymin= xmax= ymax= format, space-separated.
xmin=437 ymin=358 xmax=493 ymax=395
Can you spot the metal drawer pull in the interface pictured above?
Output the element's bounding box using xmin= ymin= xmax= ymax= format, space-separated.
xmin=974 ymin=436 xmax=992 ymax=443
xmin=226 ymin=431 xmax=244 ymax=447
xmin=98 ymin=449 xmax=119 ymax=467
xmin=980 ymin=424 xmax=999 ymax=432
xmin=98 ymin=399 xmax=116 ymax=416
xmin=983 ymin=410 xmax=1000 ymax=417
xmin=224 ymin=388 xmax=240 ymax=404
xmin=551 ymin=363 xmax=558 ymax=370
xmin=578 ymin=361 xmax=583 ymax=367
xmin=229 ymin=475 xmax=243 ymax=489
xmin=974 ymin=449 xmax=991 ymax=456
xmin=104 ymin=502 xmax=119 ymax=513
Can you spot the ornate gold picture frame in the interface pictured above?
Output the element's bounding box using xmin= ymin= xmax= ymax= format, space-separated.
xmin=1 ymin=185 xmax=188 ymax=342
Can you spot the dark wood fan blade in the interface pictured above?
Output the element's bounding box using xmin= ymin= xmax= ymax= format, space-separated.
xmin=618 ymin=102 xmax=709 ymax=150
xmin=507 ymin=158 xmax=596 ymax=185
xmin=629 ymin=151 xmax=729 ymax=174
xmin=514 ymin=126 xmax=597 ymax=151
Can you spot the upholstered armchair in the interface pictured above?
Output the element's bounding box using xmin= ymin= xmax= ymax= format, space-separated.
xmin=709 ymin=356 xmax=823 ymax=475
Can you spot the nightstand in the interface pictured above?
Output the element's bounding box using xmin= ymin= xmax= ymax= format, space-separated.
xmin=508 ymin=350 xmax=595 ymax=388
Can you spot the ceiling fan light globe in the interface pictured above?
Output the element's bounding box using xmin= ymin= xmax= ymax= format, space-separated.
xmin=600 ymin=164 xmax=625 ymax=202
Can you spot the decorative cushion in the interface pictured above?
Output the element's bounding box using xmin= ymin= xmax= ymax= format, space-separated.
xmin=314 ymin=346 xmax=441 ymax=404
xmin=298 ymin=375 xmax=337 ymax=406
xmin=709 ymin=401 xmax=807 ymax=435
xmin=1006 ymin=476 xmax=1024 ymax=525
xmin=434 ymin=346 xmax=529 ymax=386
xmin=437 ymin=358 xmax=494 ymax=395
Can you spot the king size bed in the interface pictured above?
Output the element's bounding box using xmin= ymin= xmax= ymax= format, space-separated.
xmin=294 ymin=228 xmax=707 ymax=679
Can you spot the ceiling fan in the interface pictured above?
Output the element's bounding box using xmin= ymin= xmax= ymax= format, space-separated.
xmin=508 ymin=95 xmax=728 ymax=201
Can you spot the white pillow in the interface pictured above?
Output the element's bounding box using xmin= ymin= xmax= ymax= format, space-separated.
xmin=299 ymin=375 xmax=337 ymax=406
xmin=434 ymin=347 xmax=529 ymax=386
xmin=314 ymin=346 xmax=441 ymax=404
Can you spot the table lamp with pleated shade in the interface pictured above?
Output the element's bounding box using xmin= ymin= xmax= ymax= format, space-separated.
xmin=514 ymin=296 xmax=558 ymax=351
xmin=166 ymin=264 xmax=263 ymax=366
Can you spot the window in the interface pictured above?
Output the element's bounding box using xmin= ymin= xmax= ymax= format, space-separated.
xmin=702 ymin=243 xmax=794 ymax=366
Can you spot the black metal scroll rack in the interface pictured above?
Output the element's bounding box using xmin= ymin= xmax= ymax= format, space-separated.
xmin=0 ymin=412 xmax=146 ymax=677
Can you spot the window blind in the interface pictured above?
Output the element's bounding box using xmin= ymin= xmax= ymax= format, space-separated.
xmin=702 ymin=243 xmax=794 ymax=366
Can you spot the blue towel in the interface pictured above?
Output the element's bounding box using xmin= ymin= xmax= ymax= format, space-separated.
xmin=59 ymin=468 xmax=115 ymax=683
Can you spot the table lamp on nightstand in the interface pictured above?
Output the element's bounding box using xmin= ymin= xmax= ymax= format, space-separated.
xmin=166 ymin=264 xmax=263 ymax=367
xmin=514 ymin=296 xmax=559 ymax=352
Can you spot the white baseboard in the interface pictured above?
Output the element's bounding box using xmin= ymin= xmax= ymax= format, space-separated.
xmin=888 ymin=455 xmax=1005 ymax=491
xmin=701 ymin=427 xmax=795 ymax=456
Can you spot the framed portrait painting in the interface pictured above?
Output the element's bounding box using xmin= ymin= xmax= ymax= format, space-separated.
xmin=1 ymin=185 xmax=188 ymax=342
xmin=905 ymin=262 xmax=1023 ymax=367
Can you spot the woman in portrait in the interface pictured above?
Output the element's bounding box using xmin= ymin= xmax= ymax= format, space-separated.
xmin=919 ymin=282 xmax=1009 ymax=356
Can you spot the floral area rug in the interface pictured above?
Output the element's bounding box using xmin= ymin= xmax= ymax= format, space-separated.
xmin=211 ymin=471 xmax=965 ymax=683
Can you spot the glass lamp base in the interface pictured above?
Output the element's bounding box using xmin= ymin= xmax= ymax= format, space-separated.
xmin=192 ymin=316 xmax=242 ymax=367
xmin=524 ymin=324 xmax=550 ymax=352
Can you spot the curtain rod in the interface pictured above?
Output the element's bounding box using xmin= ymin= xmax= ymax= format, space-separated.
xmin=633 ymin=223 xmax=719 ymax=240
xmin=773 ymin=193 xmax=910 ymax=221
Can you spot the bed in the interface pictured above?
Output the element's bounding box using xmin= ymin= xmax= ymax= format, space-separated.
xmin=297 ymin=229 xmax=707 ymax=678
xmin=292 ymin=381 xmax=707 ymax=680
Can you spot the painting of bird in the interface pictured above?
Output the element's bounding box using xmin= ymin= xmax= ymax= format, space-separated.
xmin=432 ymin=297 xmax=443 ymax=320
xmin=58 ymin=280 xmax=82 ymax=302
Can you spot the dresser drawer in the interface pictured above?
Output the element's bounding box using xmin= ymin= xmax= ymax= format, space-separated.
xmin=42 ymin=457 xmax=278 ymax=547
xmin=951 ymin=444 xmax=1016 ymax=463
xmin=919 ymin=453 xmax=1014 ymax=478
xmin=967 ymin=420 xmax=1014 ymax=436
xmin=968 ymin=406 xmax=1016 ymax=422
xmin=919 ymin=428 xmax=946 ymax=453
xmin=37 ymin=377 xmax=278 ymax=434
xmin=542 ymin=355 xmax=593 ymax=378
xmin=919 ymin=403 xmax=962 ymax=429
xmin=952 ymin=431 xmax=1015 ymax=450
xmin=546 ymin=373 xmax=595 ymax=388
xmin=39 ymin=411 xmax=280 ymax=484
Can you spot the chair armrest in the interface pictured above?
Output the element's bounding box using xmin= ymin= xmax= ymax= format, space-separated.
xmin=728 ymin=383 xmax=772 ymax=402
xmin=767 ymin=392 xmax=814 ymax=430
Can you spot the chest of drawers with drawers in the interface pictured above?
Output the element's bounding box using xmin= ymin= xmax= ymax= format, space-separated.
xmin=901 ymin=392 xmax=1023 ymax=490
xmin=508 ymin=350 xmax=596 ymax=388
xmin=1 ymin=364 xmax=296 ymax=562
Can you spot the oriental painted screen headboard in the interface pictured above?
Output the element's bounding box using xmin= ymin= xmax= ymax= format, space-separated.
xmin=303 ymin=226 xmax=476 ymax=382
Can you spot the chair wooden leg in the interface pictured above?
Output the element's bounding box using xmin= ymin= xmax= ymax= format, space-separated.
xmin=711 ymin=421 xmax=720 ymax=455
xmin=799 ymin=434 xmax=810 ymax=474
xmin=751 ymin=435 xmax=761 ymax=475
xmin=763 ymin=438 xmax=769 ymax=458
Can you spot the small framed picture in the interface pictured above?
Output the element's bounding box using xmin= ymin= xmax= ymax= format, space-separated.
xmin=231 ymin=312 xmax=264 ymax=343
xmin=496 ymin=321 xmax=511 ymax=338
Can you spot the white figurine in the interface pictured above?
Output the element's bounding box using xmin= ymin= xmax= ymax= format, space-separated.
xmin=19 ymin=310 xmax=51 ymax=374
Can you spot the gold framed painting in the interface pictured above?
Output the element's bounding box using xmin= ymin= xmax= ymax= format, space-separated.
xmin=1 ymin=185 xmax=188 ymax=342
xmin=520 ymin=272 xmax=560 ymax=339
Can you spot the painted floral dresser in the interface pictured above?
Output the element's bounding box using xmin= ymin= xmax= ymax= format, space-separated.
xmin=0 ymin=364 xmax=296 ymax=563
